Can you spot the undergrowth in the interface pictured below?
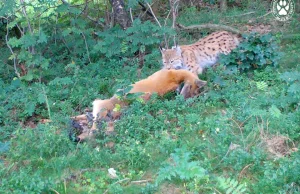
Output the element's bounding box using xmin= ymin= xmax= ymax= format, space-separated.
xmin=1 ymin=0 xmax=300 ymax=193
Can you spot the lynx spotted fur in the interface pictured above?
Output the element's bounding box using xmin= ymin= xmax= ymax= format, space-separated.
xmin=161 ymin=31 xmax=240 ymax=74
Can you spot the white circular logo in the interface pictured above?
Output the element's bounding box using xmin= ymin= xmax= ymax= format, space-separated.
xmin=272 ymin=0 xmax=295 ymax=21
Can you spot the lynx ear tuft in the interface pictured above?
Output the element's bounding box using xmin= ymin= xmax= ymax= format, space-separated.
xmin=159 ymin=46 xmax=166 ymax=52
xmin=195 ymin=79 xmax=207 ymax=88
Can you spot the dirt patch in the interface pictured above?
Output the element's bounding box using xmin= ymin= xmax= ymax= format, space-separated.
xmin=262 ymin=134 xmax=298 ymax=158
xmin=244 ymin=24 xmax=272 ymax=34
xmin=157 ymin=183 xmax=193 ymax=194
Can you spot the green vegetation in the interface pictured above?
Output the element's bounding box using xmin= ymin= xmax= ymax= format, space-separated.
xmin=1 ymin=0 xmax=300 ymax=193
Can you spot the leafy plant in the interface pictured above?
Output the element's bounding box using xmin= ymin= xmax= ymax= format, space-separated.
xmin=156 ymin=147 xmax=207 ymax=183
xmin=220 ymin=33 xmax=282 ymax=72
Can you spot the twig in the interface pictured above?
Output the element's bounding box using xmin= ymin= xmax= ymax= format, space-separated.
xmin=16 ymin=23 xmax=24 ymax=36
xmin=131 ymin=179 xmax=152 ymax=184
xmin=229 ymin=117 xmax=245 ymax=148
xmin=171 ymin=0 xmax=180 ymax=29
xmin=42 ymin=86 xmax=52 ymax=120
xmin=146 ymin=3 xmax=161 ymax=27
xmin=238 ymin=163 xmax=253 ymax=181
xmin=129 ymin=8 xmax=134 ymax=24
xmin=170 ymin=0 xmax=180 ymax=46
xmin=20 ymin=0 xmax=35 ymax=54
xmin=87 ymin=15 xmax=106 ymax=28
xmin=138 ymin=1 xmax=155 ymax=18
xmin=5 ymin=18 xmax=21 ymax=78
xmin=20 ymin=0 xmax=33 ymax=34
xmin=164 ymin=9 xmax=172 ymax=26
xmin=80 ymin=32 xmax=91 ymax=64
xmin=177 ymin=23 xmax=241 ymax=34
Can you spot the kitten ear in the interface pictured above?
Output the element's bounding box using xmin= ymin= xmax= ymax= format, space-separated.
xmin=195 ymin=79 xmax=207 ymax=88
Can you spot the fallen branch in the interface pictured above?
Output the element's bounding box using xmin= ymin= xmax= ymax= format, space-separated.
xmin=225 ymin=11 xmax=255 ymax=17
xmin=177 ymin=23 xmax=241 ymax=34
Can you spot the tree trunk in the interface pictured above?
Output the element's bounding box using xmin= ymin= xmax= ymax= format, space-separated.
xmin=110 ymin=0 xmax=131 ymax=29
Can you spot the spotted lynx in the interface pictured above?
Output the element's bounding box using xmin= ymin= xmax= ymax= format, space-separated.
xmin=160 ymin=31 xmax=240 ymax=74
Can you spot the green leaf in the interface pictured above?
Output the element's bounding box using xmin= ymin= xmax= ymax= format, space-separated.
xmin=256 ymin=81 xmax=268 ymax=91
xmin=37 ymin=30 xmax=47 ymax=43
xmin=269 ymin=105 xmax=281 ymax=118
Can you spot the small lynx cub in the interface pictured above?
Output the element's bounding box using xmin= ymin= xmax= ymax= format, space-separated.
xmin=160 ymin=31 xmax=240 ymax=74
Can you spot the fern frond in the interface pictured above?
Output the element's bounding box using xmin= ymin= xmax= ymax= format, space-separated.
xmin=218 ymin=177 xmax=248 ymax=194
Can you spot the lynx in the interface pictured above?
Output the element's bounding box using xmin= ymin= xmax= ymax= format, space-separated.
xmin=160 ymin=31 xmax=240 ymax=74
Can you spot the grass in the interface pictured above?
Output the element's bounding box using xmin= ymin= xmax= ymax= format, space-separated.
xmin=1 ymin=2 xmax=300 ymax=194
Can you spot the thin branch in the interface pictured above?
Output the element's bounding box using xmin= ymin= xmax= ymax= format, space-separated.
xmin=171 ymin=0 xmax=180 ymax=29
xmin=16 ymin=23 xmax=24 ymax=36
xmin=146 ymin=3 xmax=161 ymax=27
xmin=177 ymin=23 xmax=241 ymax=34
xmin=238 ymin=163 xmax=253 ymax=181
xmin=81 ymin=32 xmax=91 ymax=64
xmin=87 ymin=15 xmax=106 ymax=28
xmin=229 ymin=117 xmax=245 ymax=148
xmin=164 ymin=9 xmax=172 ymax=26
xmin=20 ymin=0 xmax=35 ymax=54
xmin=129 ymin=8 xmax=134 ymax=24
xmin=131 ymin=179 xmax=152 ymax=184
xmin=5 ymin=18 xmax=21 ymax=78
xmin=20 ymin=0 xmax=33 ymax=34
xmin=42 ymin=86 xmax=52 ymax=120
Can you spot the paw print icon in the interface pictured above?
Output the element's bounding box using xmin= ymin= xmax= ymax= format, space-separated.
xmin=272 ymin=0 xmax=295 ymax=21
xmin=277 ymin=0 xmax=290 ymax=16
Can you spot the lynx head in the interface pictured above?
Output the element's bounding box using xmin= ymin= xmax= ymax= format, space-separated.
xmin=160 ymin=46 xmax=183 ymax=70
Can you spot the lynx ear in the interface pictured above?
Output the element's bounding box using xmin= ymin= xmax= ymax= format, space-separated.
xmin=195 ymin=79 xmax=207 ymax=88
xmin=159 ymin=46 xmax=166 ymax=53
xmin=172 ymin=45 xmax=181 ymax=54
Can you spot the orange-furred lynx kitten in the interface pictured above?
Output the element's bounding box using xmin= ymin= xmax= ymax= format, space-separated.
xmin=160 ymin=31 xmax=239 ymax=74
